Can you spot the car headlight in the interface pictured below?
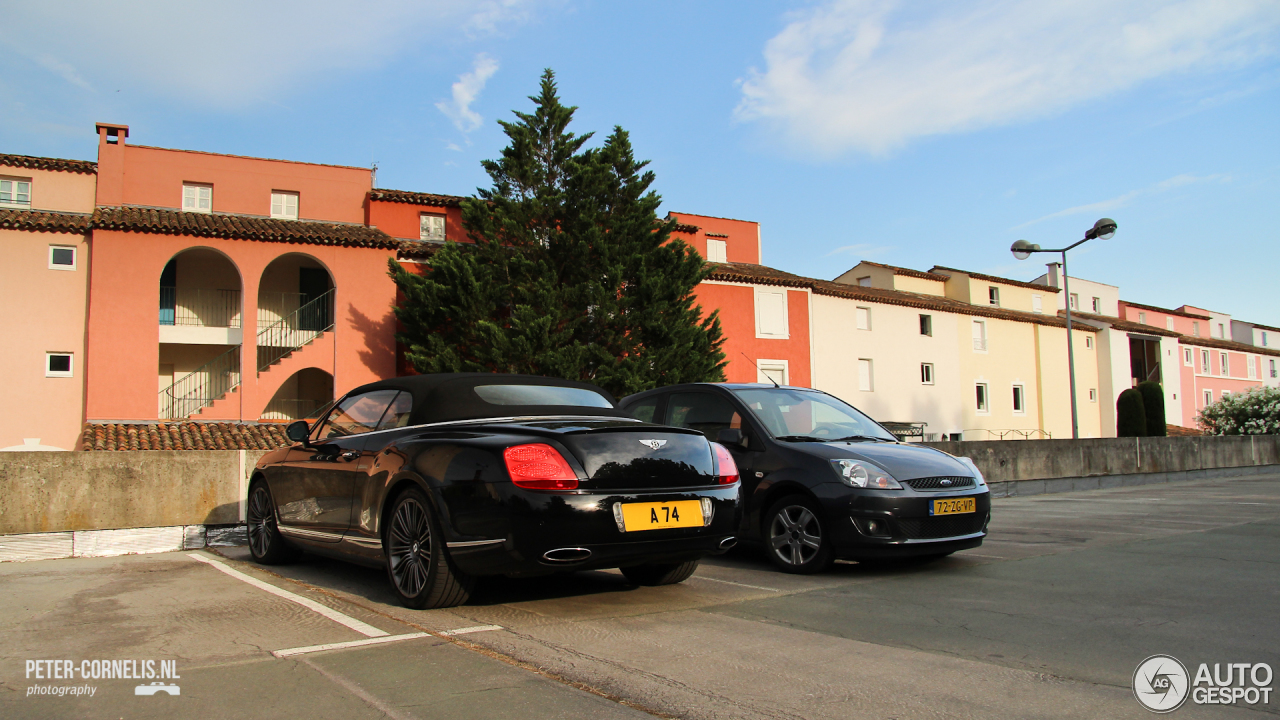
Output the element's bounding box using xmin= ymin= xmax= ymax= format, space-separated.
xmin=830 ymin=459 xmax=901 ymax=489
xmin=956 ymin=457 xmax=987 ymax=487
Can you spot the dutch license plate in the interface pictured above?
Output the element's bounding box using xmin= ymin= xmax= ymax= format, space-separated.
xmin=619 ymin=500 xmax=704 ymax=531
xmin=930 ymin=498 xmax=976 ymax=516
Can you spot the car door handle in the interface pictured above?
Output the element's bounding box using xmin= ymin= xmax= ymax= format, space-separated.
xmin=340 ymin=451 xmax=360 ymax=461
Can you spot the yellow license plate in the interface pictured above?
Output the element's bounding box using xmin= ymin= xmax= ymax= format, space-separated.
xmin=619 ymin=501 xmax=704 ymax=531
xmin=931 ymin=498 xmax=976 ymax=516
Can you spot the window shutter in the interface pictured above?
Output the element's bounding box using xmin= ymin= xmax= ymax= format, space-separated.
xmin=858 ymin=359 xmax=872 ymax=392
xmin=756 ymin=290 xmax=786 ymax=337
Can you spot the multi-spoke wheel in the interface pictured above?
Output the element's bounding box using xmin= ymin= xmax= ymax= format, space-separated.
xmin=246 ymin=480 xmax=299 ymax=565
xmin=764 ymin=495 xmax=832 ymax=574
xmin=384 ymin=486 xmax=474 ymax=609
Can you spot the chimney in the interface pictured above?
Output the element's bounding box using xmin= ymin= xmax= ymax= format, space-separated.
xmin=1045 ymin=262 xmax=1062 ymax=289
xmin=94 ymin=123 xmax=129 ymax=207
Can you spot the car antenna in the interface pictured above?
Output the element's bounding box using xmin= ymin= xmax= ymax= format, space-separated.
xmin=741 ymin=352 xmax=779 ymax=388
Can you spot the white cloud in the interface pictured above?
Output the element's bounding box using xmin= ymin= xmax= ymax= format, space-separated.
xmin=737 ymin=0 xmax=1280 ymax=156
xmin=1014 ymin=173 xmax=1230 ymax=228
xmin=0 ymin=1 xmax=534 ymax=107
xmin=436 ymin=54 xmax=500 ymax=134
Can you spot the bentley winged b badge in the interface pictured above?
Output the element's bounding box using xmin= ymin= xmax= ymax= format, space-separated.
xmin=639 ymin=439 xmax=668 ymax=450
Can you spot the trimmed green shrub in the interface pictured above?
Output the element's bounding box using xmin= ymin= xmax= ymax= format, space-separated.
xmin=1136 ymin=381 xmax=1167 ymax=437
xmin=1116 ymin=388 xmax=1147 ymax=437
xmin=1198 ymin=386 xmax=1280 ymax=435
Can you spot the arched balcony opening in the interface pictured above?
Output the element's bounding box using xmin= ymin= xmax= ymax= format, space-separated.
xmin=256 ymin=254 xmax=335 ymax=374
xmin=260 ymin=368 xmax=334 ymax=422
xmin=157 ymin=248 xmax=244 ymax=419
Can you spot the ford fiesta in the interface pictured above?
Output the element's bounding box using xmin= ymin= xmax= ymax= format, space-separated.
xmin=248 ymin=374 xmax=741 ymax=608
xmin=619 ymin=383 xmax=991 ymax=573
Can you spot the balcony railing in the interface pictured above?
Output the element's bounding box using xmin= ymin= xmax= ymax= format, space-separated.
xmin=159 ymin=287 xmax=242 ymax=328
xmin=159 ymin=345 xmax=241 ymax=419
xmin=973 ymin=338 xmax=987 ymax=351
xmin=257 ymin=288 xmax=335 ymax=373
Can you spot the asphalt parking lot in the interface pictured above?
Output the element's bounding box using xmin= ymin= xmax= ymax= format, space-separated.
xmin=2 ymin=471 xmax=1278 ymax=720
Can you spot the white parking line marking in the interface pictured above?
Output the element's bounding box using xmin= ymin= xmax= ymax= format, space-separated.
xmin=959 ymin=553 xmax=1006 ymax=559
xmin=273 ymin=633 xmax=430 ymax=658
xmin=690 ymin=576 xmax=781 ymax=592
xmin=438 ymin=625 xmax=503 ymax=636
xmin=188 ymin=553 xmax=389 ymax=638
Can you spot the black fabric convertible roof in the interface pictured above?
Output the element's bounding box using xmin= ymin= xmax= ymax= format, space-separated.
xmin=342 ymin=373 xmax=629 ymax=425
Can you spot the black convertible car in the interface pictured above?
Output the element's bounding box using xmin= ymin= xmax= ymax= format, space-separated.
xmin=247 ymin=374 xmax=741 ymax=608
xmin=619 ymin=383 xmax=991 ymax=573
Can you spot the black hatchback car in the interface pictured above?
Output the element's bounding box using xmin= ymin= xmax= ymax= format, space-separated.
xmin=248 ymin=374 xmax=741 ymax=608
xmin=619 ymin=383 xmax=991 ymax=573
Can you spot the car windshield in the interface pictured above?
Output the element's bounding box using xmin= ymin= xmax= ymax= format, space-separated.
xmin=731 ymin=388 xmax=896 ymax=442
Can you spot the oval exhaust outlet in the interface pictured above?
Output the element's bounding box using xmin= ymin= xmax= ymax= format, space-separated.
xmin=718 ymin=537 xmax=737 ymax=551
xmin=542 ymin=547 xmax=592 ymax=563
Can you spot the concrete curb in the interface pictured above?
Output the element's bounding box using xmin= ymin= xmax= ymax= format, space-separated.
xmin=988 ymin=464 xmax=1280 ymax=499
xmin=0 ymin=523 xmax=246 ymax=563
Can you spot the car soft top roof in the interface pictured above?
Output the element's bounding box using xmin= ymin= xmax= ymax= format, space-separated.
xmin=341 ymin=373 xmax=628 ymax=425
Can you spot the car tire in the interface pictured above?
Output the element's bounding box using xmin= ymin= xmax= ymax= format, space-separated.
xmin=246 ymin=480 xmax=301 ymax=565
xmin=763 ymin=495 xmax=833 ymax=574
xmin=620 ymin=559 xmax=700 ymax=586
xmin=384 ymin=486 xmax=474 ymax=609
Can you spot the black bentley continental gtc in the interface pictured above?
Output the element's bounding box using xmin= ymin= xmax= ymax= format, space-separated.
xmin=246 ymin=374 xmax=742 ymax=608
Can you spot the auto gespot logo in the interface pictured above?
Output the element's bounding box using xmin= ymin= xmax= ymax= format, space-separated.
xmin=1133 ymin=655 xmax=1273 ymax=713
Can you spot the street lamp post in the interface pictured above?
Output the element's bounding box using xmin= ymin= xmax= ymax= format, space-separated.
xmin=1011 ymin=218 xmax=1117 ymax=439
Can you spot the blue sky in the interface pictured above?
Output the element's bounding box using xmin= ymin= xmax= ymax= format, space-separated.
xmin=3 ymin=1 xmax=1279 ymax=325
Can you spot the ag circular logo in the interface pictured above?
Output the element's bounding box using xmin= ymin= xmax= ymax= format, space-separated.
xmin=1134 ymin=655 xmax=1190 ymax=713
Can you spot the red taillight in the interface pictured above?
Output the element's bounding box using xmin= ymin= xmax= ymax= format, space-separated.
xmin=503 ymin=443 xmax=579 ymax=491
xmin=711 ymin=442 xmax=739 ymax=485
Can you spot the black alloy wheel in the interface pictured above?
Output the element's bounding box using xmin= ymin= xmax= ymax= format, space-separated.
xmin=384 ymin=486 xmax=473 ymax=609
xmin=764 ymin=495 xmax=833 ymax=574
xmin=246 ymin=480 xmax=299 ymax=565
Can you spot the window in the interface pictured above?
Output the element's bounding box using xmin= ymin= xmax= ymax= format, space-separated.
xmin=1218 ymin=323 xmax=1226 ymax=339
xmin=920 ymin=363 xmax=934 ymax=385
xmin=755 ymin=288 xmax=788 ymax=338
xmin=1183 ymin=348 xmax=1193 ymax=366
xmin=625 ymin=395 xmax=661 ymax=423
xmin=0 ymin=177 xmax=32 ymax=207
xmin=1272 ymin=359 xmax=1277 ymax=379
xmin=1032 ymin=294 xmax=1042 ymax=314
xmin=988 ymin=286 xmax=1000 ymax=306
xmin=1138 ymin=312 xmax=1147 ymax=324
xmin=45 ymin=352 xmax=73 ymax=377
xmin=48 ymin=245 xmax=76 ymax=270
xmin=1069 ymin=293 xmax=1078 ymax=310
xmin=1201 ymin=349 xmax=1210 ymax=373
xmin=1167 ymin=318 xmax=1175 ymax=331
xmin=375 ymin=392 xmax=414 ymax=431
xmin=855 ymin=306 xmax=871 ymax=331
xmin=1091 ymin=297 xmax=1100 ymax=313
xmin=1192 ymin=322 xmax=1200 ymax=337
xmin=975 ymin=383 xmax=989 ymax=413
xmin=1085 ymin=336 xmax=1094 ymax=349
xmin=420 ymin=214 xmax=445 ymax=242
xmin=1203 ymin=389 xmax=1213 ymax=406
xmin=1248 ymin=356 xmax=1257 ymax=379
xmin=1089 ymin=388 xmax=1097 ymax=402
xmin=318 ymin=390 xmax=400 ymax=439
xmin=856 ymin=276 xmax=872 ymax=287
xmin=1220 ymin=352 xmax=1229 ymax=376
xmin=919 ymin=314 xmax=932 ymax=336
xmin=270 ymin=192 xmax=299 ymax=220
xmin=858 ymin=359 xmax=873 ymax=391
xmin=757 ymin=361 xmax=787 ymax=386
xmin=972 ymin=320 xmax=987 ymax=352
xmin=1012 ymin=384 xmax=1025 ymax=414
xmin=706 ymin=239 xmax=727 ymax=263
xmin=666 ymin=392 xmax=742 ymax=442
xmin=182 ymin=184 xmax=212 ymax=213
xmin=1262 ymin=331 xmax=1269 ymax=347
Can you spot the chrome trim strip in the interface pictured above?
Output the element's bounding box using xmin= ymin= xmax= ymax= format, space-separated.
xmin=902 ymin=531 xmax=986 ymax=545
xmin=446 ymin=539 xmax=505 ymax=548
xmin=344 ymin=536 xmax=383 ymax=549
xmin=278 ymin=525 xmax=344 ymax=541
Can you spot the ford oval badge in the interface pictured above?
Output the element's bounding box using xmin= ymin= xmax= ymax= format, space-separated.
xmin=940 ymin=478 xmax=953 ymax=486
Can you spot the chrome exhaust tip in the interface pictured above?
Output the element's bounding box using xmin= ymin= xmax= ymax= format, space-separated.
xmin=542 ymin=547 xmax=592 ymax=563
xmin=718 ymin=536 xmax=737 ymax=551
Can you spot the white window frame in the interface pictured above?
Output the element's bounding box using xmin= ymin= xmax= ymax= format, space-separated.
xmin=1085 ymin=335 xmax=1094 ymax=349
xmin=1201 ymin=349 xmax=1210 ymax=374
xmin=919 ymin=314 xmax=932 ymax=337
xmin=857 ymin=359 xmax=873 ymax=392
xmin=1091 ymin=297 xmax=1101 ymax=313
xmin=754 ymin=287 xmax=789 ymax=339
xmin=45 ymin=352 xmax=73 ymax=378
xmin=1183 ymin=348 xmax=1193 ymax=367
xmin=270 ymin=191 xmax=299 ymax=220
xmin=1262 ymin=331 xmax=1268 ymax=347
xmin=972 ymin=320 xmax=987 ymax=353
xmin=1089 ymin=388 xmax=1098 ymax=402
xmin=1192 ymin=321 xmax=1200 ymax=337
xmin=48 ymin=245 xmax=77 ymax=270
xmin=1138 ymin=312 xmax=1147 ymax=324
xmin=920 ymin=362 xmax=934 ymax=385
xmin=1011 ymin=384 xmax=1025 ymax=415
xmin=1220 ymin=352 xmax=1229 ymax=377
xmin=975 ymin=382 xmax=990 ymax=414
xmin=988 ymin=286 xmax=1000 ymax=307
xmin=0 ymin=176 xmax=32 ymax=208
xmin=706 ymin=239 xmax=727 ymax=263
xmin=855 ymin=306 xmax=871 ymax=331
xmin=1203 ymin=389 xmax=1213 ymax=407
xmin=420 ymin=213 xmax=446 ymax=242
xmin=1248 ymin=356 xmax=1257 ymax=379
xmin=856 ymin=276 xmax=872 ymax=287
xmin=756 ymin=359 xmax=788 ymax=386
xmin=1032 ymin=294 xmax=1042 ymax=314
xmin=1271 ymin=359 xmax=1277 ymax=379
xmin=1069 ymin=293 xmax=1078 ymax=310
xmin=182 ymin=184 xmax=212 ymax=213
xmin=1218 ymin=323 xmax=1226 ymax=339
xmin=1167 ymin=318 xmax=1176 ymax=331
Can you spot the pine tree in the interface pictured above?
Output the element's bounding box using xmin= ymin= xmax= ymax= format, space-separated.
xmin=389 ymin=69 xmax=725 ymax=398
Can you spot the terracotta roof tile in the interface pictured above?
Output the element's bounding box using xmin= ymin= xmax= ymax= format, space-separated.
xmin=671 ymin=223 xmax=701 ymax=234
xmin=93 ymin=206 xmax=401 ymax=250
xmin=369 ymin=189 xmax=466 ymax=207
xmin=1166 ymin=424 xmax=1204 ymax=437
xmin=930 ymin=265 xmax=1061 ymax=292
xmin=1119 ymin=300 xmax=1211 ymax=319
xmin=0 ymin=208 xmax=92 ymax=234
xmin=1178 ymin=334 xmax=1280 ymax=357
xmin=81 ymin=422 xmax=293 ymax=451
xmin=0 ymin=153 xmax=97 ymax=175
xmin=706 ymin=262 xmax=813 ymax=288
xmin=850 ymin=260 xmax=948 ymax=281
xmin=1063 ymin=310 xmax=1182 ymax=337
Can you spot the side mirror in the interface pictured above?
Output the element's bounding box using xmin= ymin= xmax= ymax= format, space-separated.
xmin=716 ymin=428 xmax=744 ymax=448
xmin=286 ymin=420 xmax=311 ymax=445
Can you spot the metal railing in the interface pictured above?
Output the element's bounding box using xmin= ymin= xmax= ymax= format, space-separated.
xmin=257 ymin=288 xmax=335 ymax=373
xmin=159 ymin=287 xmax=242 ymax=328
xmin=158 ymin=345 xmax=241 ymax=419
xmin=257 ymin=292 xmax=307 ymax=329
xmin=962 ymin=428 xmax=1053 ymax=441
